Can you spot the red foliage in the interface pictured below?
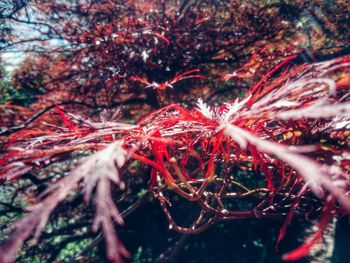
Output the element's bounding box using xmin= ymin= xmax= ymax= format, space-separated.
xmin=2 ymin=1 xmax=350 ymax=262
xmin=0 ymin=54 xmax=349 ymax=262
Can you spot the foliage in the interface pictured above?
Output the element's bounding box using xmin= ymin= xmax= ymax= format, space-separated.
xmin=1 ymin=54 xmax=350 ymax=262
xmin=1 ymin=0 xmax=350 ymax=108
xmin=1 ymin=1 xmax=350 ymax=263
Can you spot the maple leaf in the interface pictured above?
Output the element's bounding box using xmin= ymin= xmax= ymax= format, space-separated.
xmin=0 ymin=141 xmax=129 ymax=263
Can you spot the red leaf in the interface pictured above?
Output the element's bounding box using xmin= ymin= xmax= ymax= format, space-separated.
xmin=283 ymin=201 xmax=333 ymax=261
xmin=56 ymin=104 xmax=77 ymax=131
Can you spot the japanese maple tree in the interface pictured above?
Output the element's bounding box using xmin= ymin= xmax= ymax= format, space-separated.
xmin=1 ymin=1 xmax=350 ymax=263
